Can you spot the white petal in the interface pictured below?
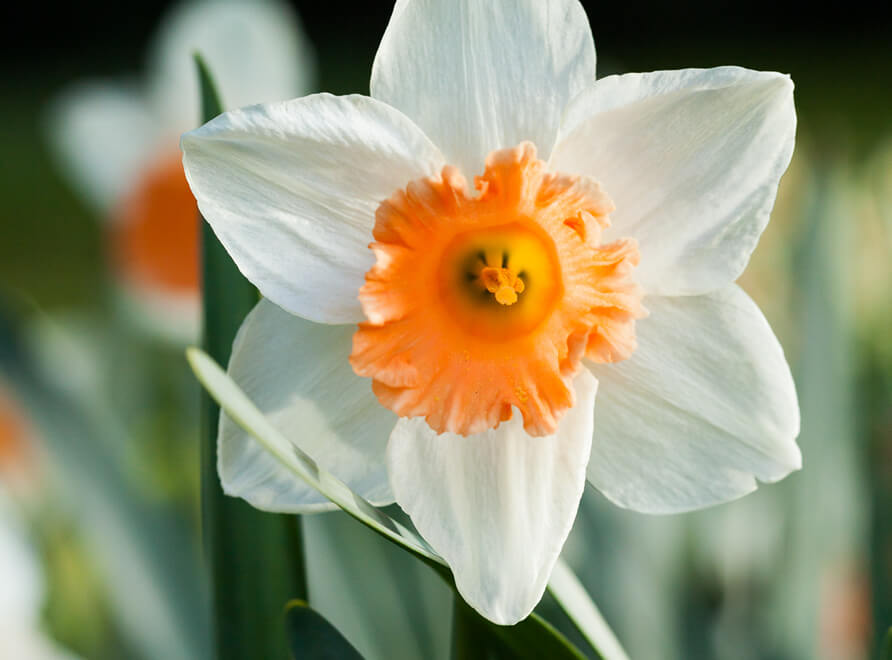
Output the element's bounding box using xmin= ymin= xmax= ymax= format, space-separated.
xmin=387 ymin=370 xmax=598 ymax=625
xmin=552 ymin=67 xmax=796 ymax=296
xmin=0 ymin=503 xmax=43 ymax=623
xmin=149 ymin=0 xmax=315 ymax=132
xmin=46 ymin=83 xmax=160 ymax=213
xmin=371 ymin=0 xmax=595 ymax=178
xmin=181 ymin=94 xmax=445 ymax=324
xmin=586 ymin=285 xmax=801 ymax=513
xmin=219 ymin=298 xmax=396 ymax=513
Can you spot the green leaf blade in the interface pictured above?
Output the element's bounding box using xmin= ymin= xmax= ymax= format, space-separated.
xmin=454 ymin=600 xmax=589 ymax=660
xmin=547 ymin=559 xmax=629 ymax=660
xmin=285 ymin=600 xmax=364 ymax=660
xmin=187 ymin=347 xmax=440 ymax=566
xmin=194 ymin=54 xmax=307 ymax=660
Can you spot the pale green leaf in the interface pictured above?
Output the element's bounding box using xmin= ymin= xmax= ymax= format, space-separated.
xmin=548 ymin=559 xmax=630 ymax=660
xmin=187 ymin=347 xmax=440 ymax=565
xmin=285 ymin=600 xmax=364 ymax=660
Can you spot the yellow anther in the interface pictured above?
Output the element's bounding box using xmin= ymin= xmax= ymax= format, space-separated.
xmin=480 ymin=267 xmax=525 ymax=306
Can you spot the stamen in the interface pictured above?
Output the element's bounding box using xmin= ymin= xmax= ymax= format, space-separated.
xmin=480 ymin=267 xmax=525 ymax=305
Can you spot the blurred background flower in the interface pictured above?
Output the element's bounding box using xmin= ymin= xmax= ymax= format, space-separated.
xmin=0 ymin=0 xmax=889 ymax=658
xmin=0 ymin=489 xmax=81 ymax=660
xmin=47 ymin=0 xmax=315 ymax=342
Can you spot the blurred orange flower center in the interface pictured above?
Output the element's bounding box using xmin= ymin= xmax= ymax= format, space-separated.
xmin=111 ymin=152 xmax=199 ymax=296
xmin=350 ymin=142 xmax=646 ymax=437
xmin=0 ymin=390 xmax=31 ymax=473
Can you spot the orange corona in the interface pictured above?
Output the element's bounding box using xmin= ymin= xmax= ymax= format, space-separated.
xmin=351 ymin=143 xmax=646 ymax=436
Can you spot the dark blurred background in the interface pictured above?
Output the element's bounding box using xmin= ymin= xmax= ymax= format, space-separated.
xmin=1 ymin=1 xmax=890 ymax=306
xmin=0 ymin=0 xmax=888 ymax=306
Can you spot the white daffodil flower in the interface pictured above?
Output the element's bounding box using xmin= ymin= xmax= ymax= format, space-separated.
xmin=48 ymin=0 xmax=314 ymax=341
xmin=182 ymin=0 xmax=801 ymax=625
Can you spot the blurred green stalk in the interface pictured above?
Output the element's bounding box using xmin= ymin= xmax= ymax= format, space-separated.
xmin=451 ymin=597 xmax=502 ymax=660
xmin=196 ymin=55 xmax=307 ymax=660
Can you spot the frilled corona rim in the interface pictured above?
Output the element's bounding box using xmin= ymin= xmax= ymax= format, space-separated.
xmin=351 ymin=142 xmax=646 ymax=437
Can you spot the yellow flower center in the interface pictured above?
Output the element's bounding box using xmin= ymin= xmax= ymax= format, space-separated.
xmin=351 ymin=142 xmax=646 ymax=436
xmin=438 ymin=223 xmax=561 ymax=340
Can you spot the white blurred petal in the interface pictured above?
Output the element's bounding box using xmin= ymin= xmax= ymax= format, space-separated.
xmin=47 ymin=83 xmax=160 ymax=213
xmin=552 ymin=67 xmax=796 ymax=295
xmin=587 ymin=285 xmax=801 ymax=513
xmin=0 ymin=630 xmax=82 ymax=660
xmin=0 ymin=500 xmax=81 ymax=659
xmin=219 ymin=298 xmax=396 ymax=513
xmin=149 ymin=0 xmax=315 ymax=131
xmin=387 ymin=370 xmax=597 ymax=624
xmin=371 ymin=0 xmax=595 ymax=178
xmin=0 ymin=503 xmax=43 ymax=624
xmin=181 ymin=93 xmax=445 ymax=323
xmin=113 ymin=283 xmax=200 ymax=346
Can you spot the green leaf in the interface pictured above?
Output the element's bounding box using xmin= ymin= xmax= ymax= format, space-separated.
xmin=302 ymin=513 xmax=453 ymax=659
xmin=547 ymin=560 xmax=629 ymax=660
xmin=285 ymin=600 xmax=364 ymax=660
xmin=451 ymin=597 xmax=506 ymax=660
xmin=188 ymin=347 xmax=439 ymax=566
xmin=452 ymin=597 xmax=589 ymax=660
xmin=451 ymin=591 xmax=591 ymax=660
xmin=186 ymin=347 xmax=605 ymax=660
xmin=482 ymin=611 xmax=588 ymax=660
xmin=883 ymin=627 xmax=892 ymax=660
xmin=194 ymin=54 xmax=307 ymax=660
